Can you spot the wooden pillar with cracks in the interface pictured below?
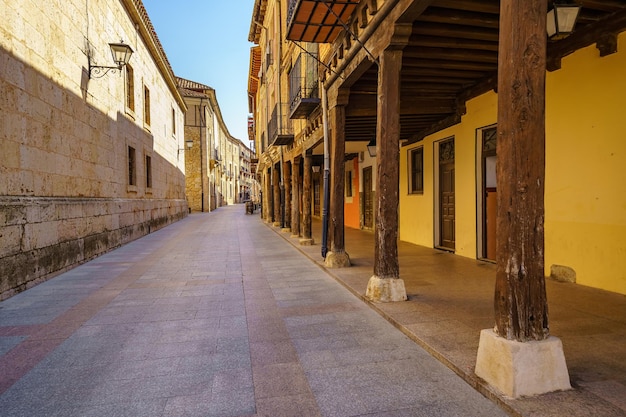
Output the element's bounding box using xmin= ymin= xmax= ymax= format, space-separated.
xmin=282 ymin=159 xmax=292 ymax=232
xmin=300 ymin=153 xmax=314 ymax=245
xmin=475 ymin=0 xmax=570 ymax=398
xmin=365 ymin=46 xmax=406 ymax=302
xmin=291 ymin=157 xmax=301 ymax=238
xmin=273 ymin=163 xmax=281 ymax=227
xmin=325 ymin=89 xmax=350 ymax=268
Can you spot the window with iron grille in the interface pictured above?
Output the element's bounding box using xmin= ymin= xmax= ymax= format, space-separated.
xmin=128 ymin=146 xmax=136 ymax=186
xmin=409 ymin=147 xmax=423 ymax=194
xmin=145 ymin=155 xmax=152 ymax=188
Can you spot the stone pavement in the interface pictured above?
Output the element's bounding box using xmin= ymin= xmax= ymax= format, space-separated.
xmin=270 ymin=216 xmax=626 ymax=417
xmin=0 ymin=205 xmax=507 ymax=417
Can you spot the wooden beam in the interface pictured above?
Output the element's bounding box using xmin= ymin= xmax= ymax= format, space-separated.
xmin=411 ymin=22 xmax=499 ymax=42
xmin=408 ymin=35 xmax=499 ymax=51
xmin=417 ymin=7 xmax=500 ymax=29
xmin=434 ymin=0 xmax=500 ymax=14
xmin=403 ymin=47 xmax=498 ymax=63
xmin=403 ymin=58 xmax=496 ymax=72
xmin=346 ymin=94 xmax=457 ymax=117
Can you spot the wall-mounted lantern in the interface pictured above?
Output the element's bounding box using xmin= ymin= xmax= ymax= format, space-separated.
xmin=89 ymin=42 xmax=134 ymax=79
xmin=367 ymin=138 xmax=377 ymax=157
xmin=178 ymin=139 xmax=194 ymax=155
xmin=312 ymin=165 xmax=320 ymax=173
xmin=547 ymin=2 xmax=581 ymax=39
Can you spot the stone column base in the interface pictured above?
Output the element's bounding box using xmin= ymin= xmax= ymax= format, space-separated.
xmin=299 ymin=238 xmax=314 ymax=246
xmin=365 ymin=276 xmax=407 ymax=302
xmin=290 ymin=233 xmax=300 ymax=238
xmin=281 ymin=228 xmax=291 ymax=233
xmin=272 ymin=222 xmax=281 ymax=227
xmin=475 ymin=329 xmax=571 ymax=398
xmin=324 ymin=251 xmax=351 ymax=268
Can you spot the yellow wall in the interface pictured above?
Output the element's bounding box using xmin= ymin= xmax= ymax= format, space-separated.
xmin=399 ymin=92 xmax=497 ymax=258
xmin=545 ymin=33 xmax=626 ymax=294
xmin=399 ymin=33 xmax=626 ymax=295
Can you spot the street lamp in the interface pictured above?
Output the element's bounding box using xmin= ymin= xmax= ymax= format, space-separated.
xmin=178 ymin=139 xmax=194 ymax=155
xmin=89 ymin=42 xmax=134 ymax=79
xmin=547 ymin=2 xmax=581 ymax=40
xmin=367 ymin=138 xmax=377 ymax=157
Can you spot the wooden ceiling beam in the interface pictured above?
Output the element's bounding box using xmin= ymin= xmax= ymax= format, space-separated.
xmin=412 ymin=22 xmax=499 ymax=42
xmin=433 ymin=0 xmax=499 ymax=14
xmin=346 ymin=95 xmax=457 ymax=117
xmin=409 ymin=35 xmax=498 ymax=51
xmin=403 ymin=47 xmax=497 ymax=63
xmin=417 ymin=7 xmax=499 ymax=29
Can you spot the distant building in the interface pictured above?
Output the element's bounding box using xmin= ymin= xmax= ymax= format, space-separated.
xmin=0 ymin=0 xmax=188 ymax=299
xmin=177 ymin=78 xmax=257 ymax=210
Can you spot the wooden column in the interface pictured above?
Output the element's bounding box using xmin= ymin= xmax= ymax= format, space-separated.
xmin=283 ymin=159 xmax=291 ymax=231
xmin=264 ymin=169 xmax=272 ymax=223
xmin=273 ymin=164 xmax=281 ymax=226
xmin=475 ymin=0 xmax=570 ymax=398
xmin=329 ymin=104 xmax=345 ymax=253
xmin=365 ymin=46 xmax=406 ymax=302
xmin=325 ymin=95 xmax=350 ymax=267
xmin=291 ymin=158 xmax=301 ymax=237
xmin=374 ymin=49 xmax=401 ymax=279
xmin=300 ymin=153 xmax=314 ymax=245
xmin=495 ymin=0 xmax=548 ymax=343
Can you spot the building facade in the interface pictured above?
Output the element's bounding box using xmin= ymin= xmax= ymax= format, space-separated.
xmin=178 ymin=77 xmax=255 ymax=211
xmin=249 ymin=0 xmax=626 ymax=398
xmin=0 ymin=0 xmax=188 ymax=299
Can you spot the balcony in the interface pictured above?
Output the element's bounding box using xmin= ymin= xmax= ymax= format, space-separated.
xmin=287 ymin=0 xmax=359 ymax=43
xmin=268 ymin=103 xmax=294 ymax=146
xmin=289 ymin=52 xmax=320 ymax=119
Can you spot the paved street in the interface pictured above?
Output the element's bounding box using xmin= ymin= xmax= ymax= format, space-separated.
xmin=0 ymin=205 xmax=507 ymax=417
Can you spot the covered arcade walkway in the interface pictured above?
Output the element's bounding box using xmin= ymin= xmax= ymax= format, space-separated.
xmin=269 ymin=217 xmax=626 ymax=417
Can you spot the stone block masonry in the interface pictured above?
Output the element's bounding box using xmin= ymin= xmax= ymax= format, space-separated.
xmin=0 ymin=197 xmax=187 ymax=300
xmin=1 ymin=0 xmax=190 ymax=299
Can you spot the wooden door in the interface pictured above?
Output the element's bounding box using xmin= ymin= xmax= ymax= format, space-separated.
xmin=363 ymin=166 xmax=373 ymax=229
xmin=482 ymin=126 xmax=497 ymax=261
xmin=439 ymin=139 xmax=455 ymax=250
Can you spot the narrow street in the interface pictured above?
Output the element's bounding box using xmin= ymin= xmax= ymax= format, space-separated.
xmin=0 ymin=205 xmax=506 ymax=417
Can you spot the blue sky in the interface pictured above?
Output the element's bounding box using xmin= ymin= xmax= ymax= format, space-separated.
xmin=142 ymin=0 xmax=256 ymax=144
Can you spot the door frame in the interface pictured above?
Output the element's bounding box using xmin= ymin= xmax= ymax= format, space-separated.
xmin=476 ymin=124 xmax=497 ymax=261
xmin=434 ymin=136 xmax=455 ymax=251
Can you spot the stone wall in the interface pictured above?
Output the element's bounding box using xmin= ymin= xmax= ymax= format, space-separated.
xmin=0 ymin=196 xmax=187 ymax=300
xmin=0 ymin=0 xmax=189 ymax=299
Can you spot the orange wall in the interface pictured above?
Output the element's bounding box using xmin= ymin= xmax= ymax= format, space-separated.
xmin=344 ymin=157 xmax=361 ymax=229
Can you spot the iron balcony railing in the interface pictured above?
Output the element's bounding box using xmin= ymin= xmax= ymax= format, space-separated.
xmin=268 ymin=103 xmax=294 ymax=146
xmin=289 ymin=52 xmax=320 ymax=119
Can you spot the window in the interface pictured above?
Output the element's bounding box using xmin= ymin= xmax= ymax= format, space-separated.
xmin=409 ymin=147 xmax=424 ymax=194
xmin=345 ymin=170 xmax=353 ymax=197
xmin=172 ymin=108 xmax=176 ymax=136
xmin=143 ymin=86 xmax=151 ymax=126
xmin=128 ymin=146 xmax=136 ymax=186
xmin=125 ymin=65 xmax=134 ymax=112
xmin=145 ymin=155 xmax=152 ymax=188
